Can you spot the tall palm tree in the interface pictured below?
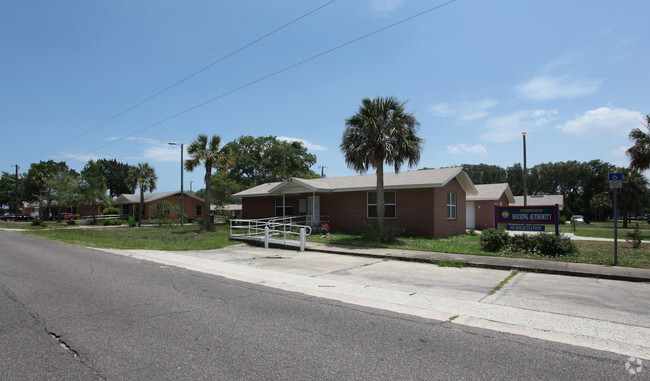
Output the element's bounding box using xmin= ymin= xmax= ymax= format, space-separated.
xmin=185 ymin=134 xmax=230 ymax=231
xmin=128 ymin=163 xmax=157 ymax=227
xmin=618 ymin=167 xmax=648 ymax=228
xmin=340 ymin=96 xmax=423 ymax=236
xmin=627 ymin=114 xmax=650 ymax=171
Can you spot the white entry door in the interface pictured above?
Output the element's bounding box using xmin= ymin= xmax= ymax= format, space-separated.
xmin=466 ymin=201 xmax=475 ymax=229
xmin=307 ymin=196 xmax=320 ymax=226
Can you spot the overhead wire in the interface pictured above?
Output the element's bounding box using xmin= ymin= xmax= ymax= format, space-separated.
xmin=73 ymin=0 xmax=458 ymax=159
xmin=25 ymin=0 xmax=337 ymax=163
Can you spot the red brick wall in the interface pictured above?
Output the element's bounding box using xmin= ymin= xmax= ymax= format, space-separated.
xmin=474 ymin=193 xmax=510 ymax=230
xmin=146 ymin=194 xmax=206 ymax=220
xmin=432 ymin=179 xmax=467 ymax=237
xmin=242 ymin=197 xmax=276 ymax=219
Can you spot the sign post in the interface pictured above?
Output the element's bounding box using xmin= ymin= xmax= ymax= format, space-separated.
xmin=609 ymin=172 xmax=623 ymax=265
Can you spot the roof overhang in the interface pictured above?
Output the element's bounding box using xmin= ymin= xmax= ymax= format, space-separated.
xmin=267 ymin=178 xmax=332 ymax=195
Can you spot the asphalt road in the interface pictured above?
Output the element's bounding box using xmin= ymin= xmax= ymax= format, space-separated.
xmin=0 ymin=230 xmax=642 ymax=380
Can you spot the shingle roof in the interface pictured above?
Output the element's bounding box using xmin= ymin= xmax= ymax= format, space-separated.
xmin=512 ymin=195 xmax=564 ymax=209
xmin=467 ymin=183 xmax=515 ymax=203
xmin=116 ymin=191 xmax=205 ymax=204
xmin=233 ymin=167 xmax=477 ymax=197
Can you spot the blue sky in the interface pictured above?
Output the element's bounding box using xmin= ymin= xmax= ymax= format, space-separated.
xmin=2 ymin=0 xmax=648 ymax=193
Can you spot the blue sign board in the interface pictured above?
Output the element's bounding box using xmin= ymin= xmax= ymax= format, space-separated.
xmin=507 ymin=224 xmax=545 ymax=232
xmin=609 ymin=172 xmax=623 ymax=181
xmin=495 ymin=204 xmax=560 ymax=235
xmin=497 ymin=206 xmax=556 ymax=224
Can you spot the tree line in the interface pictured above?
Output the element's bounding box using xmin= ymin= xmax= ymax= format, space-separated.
xmin=461 ymin=161 xmax=648 ymax=223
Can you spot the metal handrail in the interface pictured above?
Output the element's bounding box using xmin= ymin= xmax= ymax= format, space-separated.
xmin=230 ymin=216 xmax=312 ymax=243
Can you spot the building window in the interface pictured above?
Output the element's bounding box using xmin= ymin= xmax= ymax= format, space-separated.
xmin=367 ymin=191 xmax=396 ymax=218
xmin=196 ymin=205 xmax=202 ymax=216
xmin=275 ymin=196 xmax=294 ymax=216
xmin=447 ymin=192 xmax=457 ymax=219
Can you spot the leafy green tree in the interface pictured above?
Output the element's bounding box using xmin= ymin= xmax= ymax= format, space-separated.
xmin=224 ymin=136 xmax=319 ymax=187
xmin=590 ymin=193 xmax=612 ymax=221
xmin=47 ymin=170 xmax=79 ymax=213
xmin=209 ymin=172 xmax=244 ymax=207
xmin=79 ymin=160 xmax=112 ymax=223
xmin=128 ymin=163 xmax=158 ymax=227
xmin=506 ymin=163 xmax=524 ymax=196
xmin=24 ymin=161 xmax=72 ymax=220
xmin=340 ymin=96 xmax=423 ymax=236
xmin=185 ymin=134 xmax=230 ymax=231
xmin=462 ymin=163 xmax=506 ymax=185
xmin=626 ymin=115 xmax=650 ymax=171
xmin=96 ymin=159 xmax=136 ymax=197
xmin=0 ymin=171 xmax=24 ymax=214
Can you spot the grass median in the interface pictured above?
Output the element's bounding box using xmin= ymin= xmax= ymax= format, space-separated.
xmin=18 ymin=223 xmax=237 ymax=251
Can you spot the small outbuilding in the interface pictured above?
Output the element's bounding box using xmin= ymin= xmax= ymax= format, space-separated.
xmin=466 ymin=183 xmax=515 ymax=230
xmin=233 ymin=167 xmax=477 ymax=238
xmin=115 ymin=191 xmax=206 ymax=221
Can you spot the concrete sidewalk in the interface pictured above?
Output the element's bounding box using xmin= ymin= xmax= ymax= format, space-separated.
xmin=237 ymin=237 xmax=650 ymax=283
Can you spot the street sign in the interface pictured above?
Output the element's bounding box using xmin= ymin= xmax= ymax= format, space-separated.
xmin=609 ymin=172 xmax=622 ymax=189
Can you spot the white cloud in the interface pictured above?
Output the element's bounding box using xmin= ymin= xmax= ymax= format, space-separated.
xmin=105 ymin=136 xmax=183 ymax=162
xmin=556 ymin=107 xmax=643 ymax=136
xmin=428 ymin=98 xmax=498 ymax=121
xmin=480 ymin=110 xmax=558 ymax=143
xmin=277 ymin=136 xmax=327 ymax=151
xmin=58 ymin=152 xmax=105 ymax=162
xmin=517 ymin=75 xmax=603 ymax=101
xmin=369 ymin=0 xmax=405 ymax=14
xmin=446 ymin=144 xmax=487 ymax=155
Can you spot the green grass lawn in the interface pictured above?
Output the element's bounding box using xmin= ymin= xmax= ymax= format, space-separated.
xmin=307 ymin=231 xmax=650 ymax=269
xmin=19 ymin=223 xmax=238 ymax=251
xmin=559 ymin=220 xmax=650 ymax=239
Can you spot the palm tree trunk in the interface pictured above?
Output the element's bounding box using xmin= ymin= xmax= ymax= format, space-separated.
xmin=376 ymin=161 xmax=384 ymax=237
xmin=138 ymin=188 xmax=144 ymax=227
xmin=204 ymin=165 xmax=212 ymax=231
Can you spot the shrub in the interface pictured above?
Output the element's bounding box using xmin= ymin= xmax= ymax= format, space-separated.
xmin=318 ymin=222 xmax=330 ymax=235
xmin=66 ymin=220 xmax=76 ymax=226
xmin=534 ymin=233 xmax=577 ymax=256
xmin=101 ymin=219 xmax=125 ymax=226
xmin=559 ymin=216 xmax=567 ymax=225
xmin=31 ymin=219 xmax=42 ymax=226
xmin=626 ymin=223 xmax=643 ymax=248
xmin=509 ymin=234 xmax=536 ymax=253
xmin=102 ymin=206 xmax=120 ymax=215
xmin=381 ymin=223 xmax=404 ymax=243
xmin=466 ymin=228 xmax=478 ymax=236
xmin=479 ymin=228 xmax=509 ymax=252
xmin=39 ymin=222 xmax=48 ymax=228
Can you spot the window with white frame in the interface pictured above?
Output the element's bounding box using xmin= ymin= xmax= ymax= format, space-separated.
xmin=446 ymin=192 xmax=457 ymax=219
xmin=275 ymin=196 xmax=294 ymax=216
xmin=367 ymin=191 xmax=396 ymax=218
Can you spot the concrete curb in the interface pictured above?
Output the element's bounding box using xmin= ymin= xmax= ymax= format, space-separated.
xmin=233 ymin=237 xmax=650 ymax=283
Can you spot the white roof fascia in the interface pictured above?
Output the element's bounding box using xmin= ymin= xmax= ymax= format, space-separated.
xmin=267 ymin=178 xmax=332 ymax=194
xmin=441 ymin=168 xmax=478 ymax=195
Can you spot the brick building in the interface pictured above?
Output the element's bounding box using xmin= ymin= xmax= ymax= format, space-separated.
xmin=465 ymin=183 xmax=515 ymax=230
xmin=115 ymin=191 xmax=206 ymax=221
xmin=233 ymin=167 xmax=477 ymax=238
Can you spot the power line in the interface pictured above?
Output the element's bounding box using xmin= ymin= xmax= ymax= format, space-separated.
xmin=73 ymin=0 xmax=458 ymax=159
xmin=25 ymin=0 xmax=337 ymax=163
